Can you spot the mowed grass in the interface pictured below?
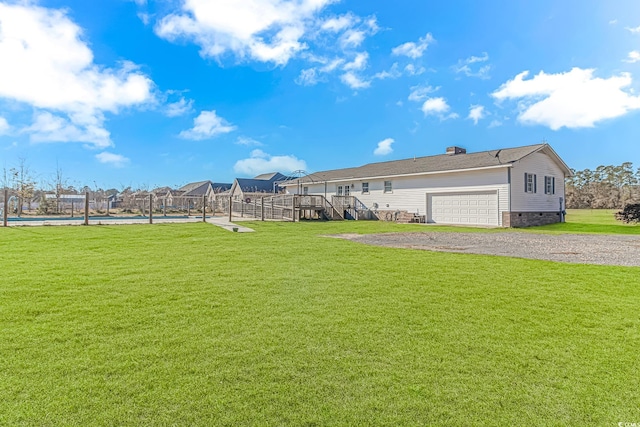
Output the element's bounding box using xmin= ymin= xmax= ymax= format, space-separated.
xmin=0 ymin=218 xmax=639 ymax=425
xmin=535 ymin=208 xmax=640 ymax=235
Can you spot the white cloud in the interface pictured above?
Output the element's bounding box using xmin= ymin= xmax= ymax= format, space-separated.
xmin=338 ymin=16 xmax=378 ymax=48
xmin=320 ymin=58 xmax=345 ymax=73
xmin=408 ymin=85 xmax=437 ymax=102
xmin=0 ymin=3 xmax=155 ymax=148
xmin=421 ymin=97 xmax=458 ymax=120
xmin=165 ymin=97 xmax=194 ymax=117
xmin=392 ymin=33 xmax=434 ymax=59
xmin=321 ymin=14 xmax=356 ymax=32
xmin=25 ymin=112 xmax=111 ymax=147
xmin=0 ymin=117 xmax=9 ymax=135
xmin=96 ymin=152 xmax=130 ymax=168
xmin=373 ymin=138 xmax=394 ymax=156
xmin=179 ymin=110 xmax=236 ymax=140
xmin=626 ymin=25 xmax=640 ymax=33
xmin=295 ymin=68 xmax=320 ymax=86
xmin=234 ymin=149 xmax=306 ymax=175
xmin=467 ymin=105 xmax=486 ymax=124
xmin=340 ymin=29 xmax=366 ymax=48
xmin=421 ymin=97 xmax=450 ymax=115
xmin=624 ymin=51 xmax=640 ymax=63
xmin=488 ymin=119 xmax=502 ymax=128
xmin=374 ymin=63 xmax=401 ymax=80
xmin=453 ymin=52 xmax=491 ymax=79
xmin=236 ymin=136 xmax=263 ymax=146
xmin=155 ymin=0 xmax=334 ymax=66
xmin=609 ymin=19 xmax=617 ymax=25
xmin=404 ymin=64 xmax=426 ymax=76
xmin=343 ymin=52 xmax=368 ymax=71
xmin=492 ymin=67 xmax=640 ymax=130
xmin=340 ymin=72 xmax=370 ymax=89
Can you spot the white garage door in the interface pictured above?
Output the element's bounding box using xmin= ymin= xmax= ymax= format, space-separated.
xmin=428 ymin=191 xmax=498 ymax=226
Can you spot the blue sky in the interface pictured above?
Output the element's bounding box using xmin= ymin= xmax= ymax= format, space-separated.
xmin=0 ymin=0 xmax=639 ymax=190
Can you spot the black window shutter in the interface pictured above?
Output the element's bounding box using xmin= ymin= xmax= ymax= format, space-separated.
xmin=534 ymin=175 xmax=537 ymax=193
xmin=524 ymin=173 xmax=528 ymax=192
xmin=552 ymin=177 xmax=555 ymax=194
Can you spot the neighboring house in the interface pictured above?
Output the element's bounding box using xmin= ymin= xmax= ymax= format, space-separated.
xmin=168 ymin=180 xmax=232 ymax=209
xmin=229 ymin=172 xmax=289 ymax=201
xmin=164 ymin=189 xmax=185 ymax=208
xmin=279 ymin=144 xmax=572 ymax=227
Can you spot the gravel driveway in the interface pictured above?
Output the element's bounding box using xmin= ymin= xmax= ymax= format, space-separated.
xmin=333 ymin=232 xmax=640 ymax=267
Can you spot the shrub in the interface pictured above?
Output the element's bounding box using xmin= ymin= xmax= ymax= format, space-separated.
xmin=616 ymin=204 xmax=640 ymax=223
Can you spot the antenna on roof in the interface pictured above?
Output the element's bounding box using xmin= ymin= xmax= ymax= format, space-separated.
xmin=542 ymin=137 xmax=548 ymax=144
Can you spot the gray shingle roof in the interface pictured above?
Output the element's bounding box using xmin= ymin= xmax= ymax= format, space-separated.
xmin=178 ymin=180 xmax=210 ymax=194
xmin=283 ymin=144 xmax=569 ymax=184
xmin=235 ymin=178 xmax=277 ymax=193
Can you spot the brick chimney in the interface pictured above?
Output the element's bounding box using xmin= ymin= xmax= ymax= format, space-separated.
xmin=446 ymin=146 xmax=466 ymax=155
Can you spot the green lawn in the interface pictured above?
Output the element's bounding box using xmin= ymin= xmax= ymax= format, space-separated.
xmin=0 ymin=217 xmax=639 ymax=425
xmin=534 ymin=209 xmax=640 ymax=235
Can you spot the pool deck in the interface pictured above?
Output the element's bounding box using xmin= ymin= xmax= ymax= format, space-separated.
xmin=2 ymin=215 xmax=255 ymax=233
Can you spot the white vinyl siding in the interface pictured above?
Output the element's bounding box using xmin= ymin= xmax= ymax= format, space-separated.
xmin=301 ymin=168 xmax=510 ymax=224
xmin=511 ymin=152 xmax=565 ymax=212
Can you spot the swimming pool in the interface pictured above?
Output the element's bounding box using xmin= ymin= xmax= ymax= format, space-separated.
xmin=7 ymin=215 xmax=190 ymax=222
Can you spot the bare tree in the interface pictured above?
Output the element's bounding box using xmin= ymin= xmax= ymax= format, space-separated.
xmin=10 ymin=158 xmax=36 ymax=216
xmin=52 ymin=162 xmax=68 ymax=214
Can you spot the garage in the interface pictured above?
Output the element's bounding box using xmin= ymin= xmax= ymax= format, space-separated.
xmin=427 ymin=191 xmax=499 ymax=226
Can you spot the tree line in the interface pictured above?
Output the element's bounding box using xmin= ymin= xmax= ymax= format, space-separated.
xmin=565 ymin=163 xmax=640 ymax=209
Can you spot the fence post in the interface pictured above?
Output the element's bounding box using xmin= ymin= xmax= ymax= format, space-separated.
xmin=71 ymin=200 xmax=74 ymax=218
xmin=228 ymin=196 xmax=232 ymax=222
xmin=149 ymin=195 xmax=153 ymax=224
xmin=261 ymin=197 xmax=265 ymax=221
xmin=202 ymin=194 xmax=206 ymax=222
xmin=163 ymin=197 xmax=167 ymax=216
xmin=84 ymin=192 xmax=89 ymax=225
xmin=3 ymin=189 xmax=7 ymax=227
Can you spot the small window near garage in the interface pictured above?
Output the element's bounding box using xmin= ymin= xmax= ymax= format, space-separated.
xmin=384 ymin=180 xmax=392 ymax=193
xmin=544 ymin=176 xmax=555 ymax=195
xmin=524 ymin=173 xmax=537 ymax=193
xmin=303 ymin=186 xmax=309 ymax=195
xmin=337 ymin=185 xmax=343 ymax=196
xmin=362 ymin=182 xmax=369 ymax=194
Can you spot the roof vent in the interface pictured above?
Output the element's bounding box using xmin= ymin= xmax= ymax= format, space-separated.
xmin=446 ymin=146 xmax=466 ymax=155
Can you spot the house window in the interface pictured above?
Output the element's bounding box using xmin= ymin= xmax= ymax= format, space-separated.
xmin=384 ymin=181 xmax=392 ymax=193
xmin=525 ymin=173 xmax=537 ymax=193
xmin=362 ymin=182 xmax=369 ymax=194
xmin=544 ymin=176 xmax=555 ymax=195
xmin=303 ymin=186 xmax=309 ymax=195
xmin=344 ymin=185 xmax=350 ymax=196
xmin=337 ymin=186 xmax=343 ymax=196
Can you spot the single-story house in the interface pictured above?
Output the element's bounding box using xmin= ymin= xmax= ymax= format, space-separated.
xmin=168 ymin=180 xmax=232 ymax=208
xmin=279 ymin=143 xmax=572 ymax=227
xmin=229 ymin=172 xmax=289 ymax=201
